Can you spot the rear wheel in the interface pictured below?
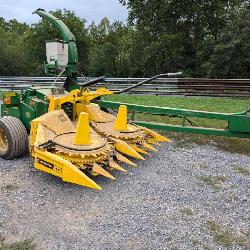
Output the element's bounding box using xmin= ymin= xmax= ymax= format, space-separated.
xmin=0 ymin=117 xmax=29 ymax=159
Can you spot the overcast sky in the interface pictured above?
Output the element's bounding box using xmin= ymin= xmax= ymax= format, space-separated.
xmin=0 ymin=0 xmax=128 ymax=25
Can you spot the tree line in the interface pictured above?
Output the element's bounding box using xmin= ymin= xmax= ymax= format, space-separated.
xmin=0 ymin=0 xmax=249 ymax=78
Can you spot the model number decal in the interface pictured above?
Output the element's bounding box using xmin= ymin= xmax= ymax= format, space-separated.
xmin=37 ymin=158 xmax=62 ymax=174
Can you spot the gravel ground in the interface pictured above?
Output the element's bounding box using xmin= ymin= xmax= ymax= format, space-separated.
xmin=0 ymin=137 xmax=249 ymax=250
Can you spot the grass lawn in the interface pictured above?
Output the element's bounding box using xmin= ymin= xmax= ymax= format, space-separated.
xmin=104 ymin=94 xmax=250 ymax=156
xmin=104 ymin=94 xmax=250 ymax=128
xmin=105 ymin=94 xmax=250 ymax=113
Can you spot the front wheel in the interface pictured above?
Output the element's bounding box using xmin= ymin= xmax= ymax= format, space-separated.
xmin=0 ymin=117 xmax=29 ymax=159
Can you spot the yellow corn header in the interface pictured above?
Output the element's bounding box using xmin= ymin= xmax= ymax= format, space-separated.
xmin=29 ymin=88 xmax=170 ymax=190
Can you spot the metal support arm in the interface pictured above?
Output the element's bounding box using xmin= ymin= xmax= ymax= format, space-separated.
xmin=98 ymin=100 xmax=250 ymax=138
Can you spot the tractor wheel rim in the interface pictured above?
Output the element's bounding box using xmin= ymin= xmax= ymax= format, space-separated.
xmin=0 ymin=128 xmax=8 ymax=153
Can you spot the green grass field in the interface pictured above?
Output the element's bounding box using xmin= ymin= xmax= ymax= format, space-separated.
xmin=105 ymin=94 xmax=250 ymax=113
xmin=105 ymin=95 xmax=250 ymax=128
xmin=105 ymin=95 xmax=250 ymax=155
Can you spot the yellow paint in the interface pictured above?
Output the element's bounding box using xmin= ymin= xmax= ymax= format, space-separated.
xmin=29 ymin=117 xmax=42 ymax=153
xmin=33 ymin=148 xmax=102 ymax=190
xmin=73 ymin=112 xmax=90 ymax=145
xmin=48 ymin=88 xmax=113 ymax=112
xmin=140 ymin=126 xmax=171 ymax=142
xmin=28 ymin=84 xmax=171 ymax=190
xmin=3 ymin=92 xmax=16 ymax=97
xmin=113 ymin=105 xmax=128 ymax=131
xmin=147 ymin=138 xmax=160 ymax=145
xmin=73 ymin=103 xmax=86 ymax=121
xmin=92 ymin=163 xmax=115 ymax=179
xmin=109 ymin=160 xmax=127 ymax=172
xmin=114 ymin=139 xmax=145 ymax=160
xmin=115 ymin=152 xmax=137 ymax=167
xmin=73 ymin=103 xmax=114 ymax=122
xmin=130 ymin=144 xmax=149 ymax=155
xmin=142 ymin=142 xmax=157 ymax=151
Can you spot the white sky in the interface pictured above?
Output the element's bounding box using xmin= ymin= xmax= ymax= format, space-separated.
xmin=0 ymin=0 xmax=128 ymax=24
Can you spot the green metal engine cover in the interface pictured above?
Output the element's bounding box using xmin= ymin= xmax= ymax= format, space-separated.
xmin=1 ymin=86 xmax=67 ymax=131
xmin=19 ymin=86 xmax=67 ymax=130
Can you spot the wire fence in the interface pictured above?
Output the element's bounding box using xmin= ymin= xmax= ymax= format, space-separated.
xmin=0 ymin=76 xmax=250 ymax=98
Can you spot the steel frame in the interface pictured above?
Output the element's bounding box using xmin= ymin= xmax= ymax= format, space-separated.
xmin=98 ymin=100 xmax=250 ymax=138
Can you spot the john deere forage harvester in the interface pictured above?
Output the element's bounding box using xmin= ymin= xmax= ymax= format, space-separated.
xmin=0 ymin=9 xmax=173 ymax=190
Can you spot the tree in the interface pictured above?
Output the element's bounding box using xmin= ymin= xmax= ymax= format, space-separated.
xmin=88 ymin=18 xmax=132 ymax=76
xmin=119 ymin=0 xmax=247 ymax=77
xmin=204 ymin=5 xmax=250 ymax=78
xmin=0 ymin=19 xmax=30 ymax=76
xmin=0 ymin=3 xmax=250 ymax=78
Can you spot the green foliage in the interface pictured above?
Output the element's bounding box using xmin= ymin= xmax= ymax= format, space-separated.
xmin=105 ymin=94 xmax=250 ymax=113
xmin=120 ymin=0 xmax=248 ymax=77
xmin=204 ymin=6 xmax=250 ymax=78
xmin=0 ymin=18 xmax=31 ymax=76
xmin=0 ymin=9 xmax=89 ymax=76
xmin=88 ymin=18 xmax=133 ymax=76
xmin=105 ymin=95 xmax=250 ymax=156
xmin=233 ymin=165 xmax=250 ymax=176
xmin=197 ymin=175 xmax=227 ymax=191
xmin=0 ymin=2 xmax=249 ymax=78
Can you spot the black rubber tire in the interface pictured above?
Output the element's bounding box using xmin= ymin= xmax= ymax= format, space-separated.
xmin=0 ymin=116 xmax=29 ymax=159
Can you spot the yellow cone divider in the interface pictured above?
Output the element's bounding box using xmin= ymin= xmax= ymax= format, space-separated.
xmin=93 ymin=163 xmax=115 ymax=180
xmin=147 ymin=138 xmax=160 ymax=146
xmin=74 ymin=112 xmax=91 ymax=145
xmin=142 ymin=142 xmax=157 ymax=152
xmin=115 ymin=152 xmax=137 ymax=167
xmin=130 ymin=145 xmax=149 ymax=155
xmin=114 ymin=139 xmax=145 ymax=160
xmin=114 ymin=105 xmax=128 ymax=131
xmin=109 ymin=160 xmax=127 ymax=172
xmin=139 ymin=126 xmax=171 ymax=142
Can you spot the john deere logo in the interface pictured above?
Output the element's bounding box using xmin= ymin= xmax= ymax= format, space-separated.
xmin=26 ymin=112 xmax=31 ymax=118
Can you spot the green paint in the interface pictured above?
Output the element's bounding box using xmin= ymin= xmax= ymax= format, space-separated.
xmin=0 ymin=87 xmax=249 ymax=139
xmin=34 ymin=9 xmax=78 ymax=87
xmin=105 ymin=94 xmax=250 ymax=113
xmin=98 ymin=100 xmax=250 ymax=138
xmin=0 ymin=86 xmax=64 ymax=130
xmin=229 ymin=115 xmax=250 ymax=133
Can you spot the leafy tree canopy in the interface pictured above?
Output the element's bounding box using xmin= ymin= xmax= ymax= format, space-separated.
xmin=0 ymin=3 xmax=249 ymax=78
